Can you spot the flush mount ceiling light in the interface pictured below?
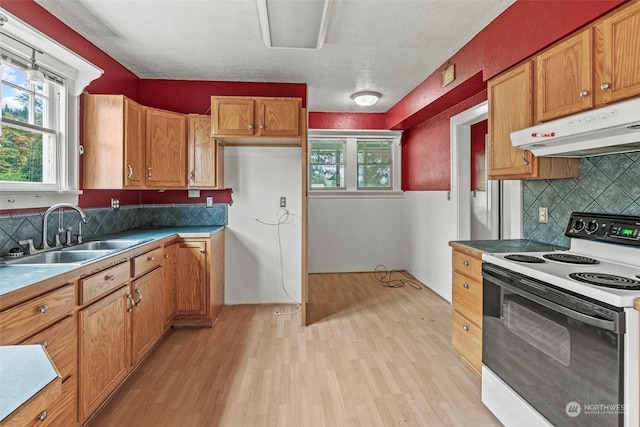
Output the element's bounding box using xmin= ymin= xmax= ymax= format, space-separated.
xmin=351 ymin=91 xmax=381 ymax=107
xmin=257 ymin=0 xmax=333 ymax=49
xmin=26 ymin=48 xmax=45 ymax=83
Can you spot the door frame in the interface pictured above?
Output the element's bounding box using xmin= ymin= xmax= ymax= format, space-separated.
xmin=450 ymin=100 xmax=499 ymax=241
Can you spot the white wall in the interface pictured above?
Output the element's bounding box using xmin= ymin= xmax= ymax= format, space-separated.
xmin=224 ymin=146 xmax=302 ymax=304
xmin=308 ymin=196 xmax=405 ymax=273
xmin=403 ymin=191 xmax=455 ymax=302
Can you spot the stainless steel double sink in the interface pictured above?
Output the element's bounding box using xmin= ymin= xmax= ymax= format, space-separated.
xmin=4 ymin=239 xmax=151 ymax=266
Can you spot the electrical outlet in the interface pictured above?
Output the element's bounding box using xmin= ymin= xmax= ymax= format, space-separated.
xmin=111 ymin=198 xmax=120 ymax=210
xmin=538 ymin=207 xmax=548 ymax=224
xmin=280 ymin=196 xmax=287 ymax=208
xmin=206 ymin=197 xmax=214 ymax=208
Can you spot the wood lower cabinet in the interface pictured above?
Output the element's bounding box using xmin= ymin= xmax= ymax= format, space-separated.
xmin=449 ymin=244 xmax=483 ymax=374
xmin=162 ymin=243 xmax=178 ymax=330
xmin=78 ymin=285 xmax=131 ymax=421
xmin=488 ymin=61 xmax=578 ymax=180
xmin=131 ymin=267 xmax=163 ymax=365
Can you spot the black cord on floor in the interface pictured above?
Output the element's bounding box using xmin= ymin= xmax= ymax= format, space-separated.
xmin=373 ymin=265 xmax=423 ymax=290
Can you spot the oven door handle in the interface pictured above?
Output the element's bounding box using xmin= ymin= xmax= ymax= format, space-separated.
xmin=488 ymin=275 xmax=620 ymax=333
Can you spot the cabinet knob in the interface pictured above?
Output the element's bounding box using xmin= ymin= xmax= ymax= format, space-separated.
xmin=463 ymin=283 xmax=469 ymax=289
xmin=259 ymin=124 xmax=264 ymax=129
xmin=200 ymin=248 xmax=205 ymax=253
xmin=148 ymin=256 xmax=155 ymax=261
xmin=248 ymin=124 xmax=253 ymax=129
xmin=164 ymin=254 xmax=169 ymax=259
xmin=105 ymin=274 xmax=115 ymax=281
xmin=463 ymin=325 xmax=469 ymax=332
xmin=579 ymin=90 xmax=589 ymax=97
xmin=38 ymin=304 xmax=48 ymax=313
xmin=37 ymin=411 xmax=48 ymax=421
xmin=463 ymin=261 xmax=469 ymax=266
xmin=600 ymin=82 xmax=611 ymax=90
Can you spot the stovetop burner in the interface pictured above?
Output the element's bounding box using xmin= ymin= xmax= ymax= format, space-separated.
xmin=504 ymin=254 xmax=545 ymax=263
xmin=543 ymin=253 xmax=600 ymax=264
xmin=569 ymin=272 xmax=640 ymax=290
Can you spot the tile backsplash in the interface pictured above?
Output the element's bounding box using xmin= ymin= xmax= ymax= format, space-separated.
xmin=523 ymin=152 xmax=640 ymax=247
xmin=0 ymin=204 xmax=227 ymax=256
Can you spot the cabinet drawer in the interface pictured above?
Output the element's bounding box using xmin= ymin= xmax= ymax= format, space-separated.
xmin=452 ymin=310 xmax=482 ymax=373
xmin=80 ymin=262 xmax=130 ymax=304
xmin=452 ymin=250 xmax=482 ymax=280
xmin=0 ymin=285 xmax=74 ymax=345
xmin=132 ymin=247 xmax=163 ymax=277
xmin=1 ymin=376 xmax=62 ymax=426
xmin=22 ymin=316 xmax=75 ymax=381
xmin=452 ymin=272 xmax=482 ymax=327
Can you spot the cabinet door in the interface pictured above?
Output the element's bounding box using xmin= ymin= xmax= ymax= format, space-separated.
xmin=131 ymin=267 xmax=163 ymax=365
xmin=257 ymin=98 xmax=301 ymax=137
xmin=601 ymin=1 xmax=640 ymax=103
xmin=188 ymin=115 xmax=222 ymax=188
xmin=79 ymin=286 xmax=131 ymax=420
xmin=146 ymin=108 xmax=187 ymax=188
xmin=212 ymin=97 xmax=255 ymax=136
xmin=162 ymin=243 xmax=178 ymax=329
xmin=488 ymin=61 xmax=534 ymax=178
xmin=536 ymin=29 xmax=593 ymax=121
xmin=176 ymin=241 xmax=207 ymax=317
xmin=124 ymin=98 xmax=146 ymax=188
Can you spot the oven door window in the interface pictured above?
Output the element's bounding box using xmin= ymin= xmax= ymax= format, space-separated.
xmin=483 ymin=271 xmax=623 ymax=427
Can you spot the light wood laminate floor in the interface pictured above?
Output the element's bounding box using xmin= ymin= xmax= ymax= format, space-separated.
xmin=88 ymin=272 xmax=501 ymax=426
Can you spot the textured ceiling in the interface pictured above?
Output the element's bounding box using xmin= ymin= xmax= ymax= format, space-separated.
xmin=36 ymin=0 xmax=514 ymax=113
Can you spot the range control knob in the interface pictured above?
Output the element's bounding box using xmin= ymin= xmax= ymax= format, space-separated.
xmin=585 ymin=220 xmax=599 ymax=234
xmin=572 ymin=219 xmax=585 ymax=232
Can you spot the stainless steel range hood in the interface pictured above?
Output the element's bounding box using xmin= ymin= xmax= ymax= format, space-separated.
xmin=511 ymin=97 xmax=640 ymax=157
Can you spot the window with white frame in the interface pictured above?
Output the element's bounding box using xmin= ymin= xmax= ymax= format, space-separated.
xmin=0 ymin=8 xmax=102 ymax=210
xmin=1 ymin=54 xmax=63 ymax=189
xmin=308 ymin=130 xmax=402 ymax=193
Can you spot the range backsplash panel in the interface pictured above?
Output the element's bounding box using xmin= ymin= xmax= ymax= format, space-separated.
xmin=0 ymin=204 xmax=227 ymax=256
xmin=523 ymin=152 xmax=640 ymax=247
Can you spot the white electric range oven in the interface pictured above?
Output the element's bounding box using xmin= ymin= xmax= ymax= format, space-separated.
xmin=481 ymin=212 xmax=640 ymax=427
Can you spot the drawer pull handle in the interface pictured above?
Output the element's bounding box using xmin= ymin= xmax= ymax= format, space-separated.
xmin=135 ymin=289 xmax=143 ymax=306
xmin=463 ymin=261 xmax=469 ymax=266
xmin=164 ymin=254 xmax=169 ymax=259
xmin=127 ymin=294 xmax=135 ymax=312
xmin=38 ymin=304 xmax=49 ymax=313
xmin=37 ymin=411 xmax=48 ymax=421
xmin=148 ymin=256 xmax=155 ymax=261
xmin=41 ymin=341 xmax=48 ymax=348
xmin=105 ymin=274 xmax=115 ymax=281
xmin=463 ymin=325 xmax=469 ymax=332
xmin=463 ymin=283 xmax=469 ymax=289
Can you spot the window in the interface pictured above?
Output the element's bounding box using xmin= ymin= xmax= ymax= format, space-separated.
xmin=1 ymin=58 xmax=62 ymax=188
xmin=0 ymin=7 xmax=101 ymax=210
xmin=308 ymin=130 xmax=402 ymax=194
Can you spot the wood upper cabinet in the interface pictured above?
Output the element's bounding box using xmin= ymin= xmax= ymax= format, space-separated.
xmin=188 ymin=114 xmax=224 ymax=189
xmin=599 ymin=0 xmax=640 ymax=104
xmin=536 ymin=29 xmax=593 ymax=122
xmin=145 ymin=107 xmax=187 ymax=189
xmin=488 ymin=61 xmax=578 ymax=180
xmin=211 ymin=96 xmax=302 ymax=145
xmin=83 ymin=94 xmax=146 ymax=189
xmin=78 ymin=285 xmax=131 ymax=421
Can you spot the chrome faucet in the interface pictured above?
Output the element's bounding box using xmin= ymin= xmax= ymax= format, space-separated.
xmin=41 ymin=203 xmax=88 ymax=250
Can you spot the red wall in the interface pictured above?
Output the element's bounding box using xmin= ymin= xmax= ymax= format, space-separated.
xmin=308 ymin=112 xmax=386 ymax=130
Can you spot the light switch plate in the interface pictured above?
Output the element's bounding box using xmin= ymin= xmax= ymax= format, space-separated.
xmin=538 ymin=207 xmax=548 ymax=224
xmin=206 ymin=197 xmax=214 ymax=207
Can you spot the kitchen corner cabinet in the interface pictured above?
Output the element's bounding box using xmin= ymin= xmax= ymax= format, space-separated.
xmin=211 ymin=96 xmax=302 ymax=145
xmin=488 ymin=61 xmax=578 ymax=180
xmin=83 ymin=94 xmax=146 ymax=189
xmin=174 ymin=231 xmax=224 ymax=327
xmin=450 ymin=245 xmax=483 ymax=374
xmin=145 ymin=107 xmax=187 ymax=189
xmin=188 ymin=114 xmax=224 ymax=189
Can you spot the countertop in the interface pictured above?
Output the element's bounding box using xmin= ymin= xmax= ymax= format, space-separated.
xmin=449 ymin=239 xmax=567 ymax=257
xmin=0 ymin=226 xmax=224 ymax=297
xmin=0 ymin=345 xmax=59 ymax=421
